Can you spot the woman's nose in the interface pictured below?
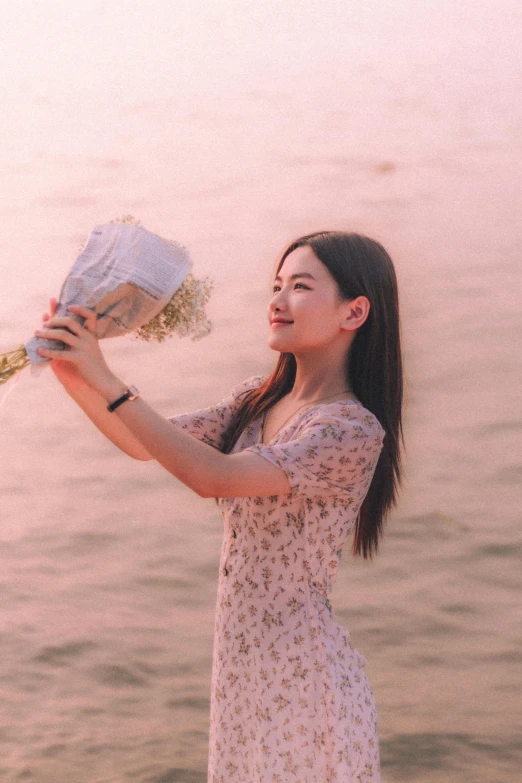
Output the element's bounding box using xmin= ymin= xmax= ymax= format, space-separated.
xmin=270 ymin=290 xmax=287 ymax=311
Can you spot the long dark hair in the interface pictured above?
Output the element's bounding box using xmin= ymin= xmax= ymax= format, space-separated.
xmin=220 ymin=231 xmax=405 ymax=559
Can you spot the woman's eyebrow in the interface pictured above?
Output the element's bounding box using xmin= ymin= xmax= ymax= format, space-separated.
xmin=274 ymin=272 xmax=316 ymax=282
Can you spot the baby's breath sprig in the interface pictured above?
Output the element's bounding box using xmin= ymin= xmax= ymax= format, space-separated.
xmin=78 ymin=214 xmax=143 ymax=252
xmin=133 ymin=272 xmax=213 ymax=343
xmin=109 ymin=214 xmax=143 ymax=226
xmin=107 ymin=215 xmax=214 ymax=343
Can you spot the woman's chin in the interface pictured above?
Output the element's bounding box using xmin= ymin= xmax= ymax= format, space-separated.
xmin=267 ymin=335 xmax=292 ymax=351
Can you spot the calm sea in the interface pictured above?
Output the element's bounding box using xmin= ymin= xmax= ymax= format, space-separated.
xmin=1 ymin=1 xmax=520 ymax=781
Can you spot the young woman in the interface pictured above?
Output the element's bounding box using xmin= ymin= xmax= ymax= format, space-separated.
xmin=36 ymin=230 xmax=404 ymax=783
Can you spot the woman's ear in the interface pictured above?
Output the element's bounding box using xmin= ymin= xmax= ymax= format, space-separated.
xmin=340 ymin=296 xmax=370 ymax=332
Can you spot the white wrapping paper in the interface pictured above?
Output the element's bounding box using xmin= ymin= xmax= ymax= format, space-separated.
xmin=24 ymin=222 xmax=193 ymax=364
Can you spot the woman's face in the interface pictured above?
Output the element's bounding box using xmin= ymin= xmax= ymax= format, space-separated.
xmin=267 ymin=245 xmax=362 ymax=354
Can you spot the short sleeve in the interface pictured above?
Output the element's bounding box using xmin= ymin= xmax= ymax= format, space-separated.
xmin=167 ymin=375 xmax=265 ymax=450
xmin=244 ymin=408 xmax=385 ymax=501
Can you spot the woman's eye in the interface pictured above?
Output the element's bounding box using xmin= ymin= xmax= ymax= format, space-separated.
xmin=272 ymin=283 xmax=308 ymax=293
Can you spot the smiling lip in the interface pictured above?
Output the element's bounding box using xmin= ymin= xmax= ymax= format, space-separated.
xmin=271 ymin=320 xmax=293 ymax=327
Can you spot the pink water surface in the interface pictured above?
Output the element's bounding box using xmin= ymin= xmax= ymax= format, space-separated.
xmin=1 ymin=2 xmax=520 ymax=781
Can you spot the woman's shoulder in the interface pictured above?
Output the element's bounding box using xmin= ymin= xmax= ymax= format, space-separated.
xmin=309 ymin=398 xmax=386 ymax=441
xmin=229 ymin=374 xmax=267 ymax=399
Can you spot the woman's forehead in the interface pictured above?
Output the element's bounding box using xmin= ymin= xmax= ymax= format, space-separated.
xmin=277 ymin=245 xmax=326 ymax=278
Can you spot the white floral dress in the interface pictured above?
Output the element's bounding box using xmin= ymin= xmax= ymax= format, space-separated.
xmin=169 ymin=375 xmax=385 ymax=783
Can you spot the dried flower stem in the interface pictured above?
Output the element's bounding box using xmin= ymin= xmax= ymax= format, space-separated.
xmin=0 ymin=346 xmax=30 ymax=386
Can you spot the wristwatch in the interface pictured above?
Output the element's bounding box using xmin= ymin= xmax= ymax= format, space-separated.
xmin=107 ymin=385 xmax=140 ymax=413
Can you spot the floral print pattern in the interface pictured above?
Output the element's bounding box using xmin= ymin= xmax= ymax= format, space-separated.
xmin=169 ymin=376 xmax=385 ymax=782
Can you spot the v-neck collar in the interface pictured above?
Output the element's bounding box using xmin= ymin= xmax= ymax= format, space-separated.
xmin=257 ymin=397 xmax=364 ymax=446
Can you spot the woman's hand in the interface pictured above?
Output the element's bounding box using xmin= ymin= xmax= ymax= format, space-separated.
xmin=36 ymin=300 xmax=115 ymax=393
xmin=42 ymin=298 xmax=84 ymax=389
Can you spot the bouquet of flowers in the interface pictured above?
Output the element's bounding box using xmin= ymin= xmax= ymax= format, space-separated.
xmin=0 ymin=216 xmax=213 ymax=388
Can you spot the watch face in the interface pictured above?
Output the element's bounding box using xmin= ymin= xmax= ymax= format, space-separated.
xmin=128 ymin=385 xmax=139 ymax=398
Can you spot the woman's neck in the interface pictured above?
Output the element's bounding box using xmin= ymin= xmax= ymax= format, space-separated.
xmin=289 ymin=354 xmax=354 ymax=403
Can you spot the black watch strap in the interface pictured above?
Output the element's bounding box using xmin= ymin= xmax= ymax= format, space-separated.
xmin=107 ymin=386 xmax=140 ymax=413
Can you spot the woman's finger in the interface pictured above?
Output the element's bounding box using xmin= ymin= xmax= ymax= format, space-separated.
xmin=42 ymin=298 xmax=58 ymax=322
xmin=34 ymin=327 xmax=78 ymax=346
xmin=67 ymin=304 xmax=97 ymax=330
xmin=40 ymin=316 xmax=84 ymax=336
xmin=37 ymin=346 xmax=74 ymax=360
xmin=68 ymin=304 xmax=96 ymax=317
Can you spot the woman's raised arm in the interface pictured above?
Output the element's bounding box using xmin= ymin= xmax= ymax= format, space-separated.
xmin=42 ymin=298 xmax=153 ymax=461
xmin=36 ymin=301 xmax=292 ymax=498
